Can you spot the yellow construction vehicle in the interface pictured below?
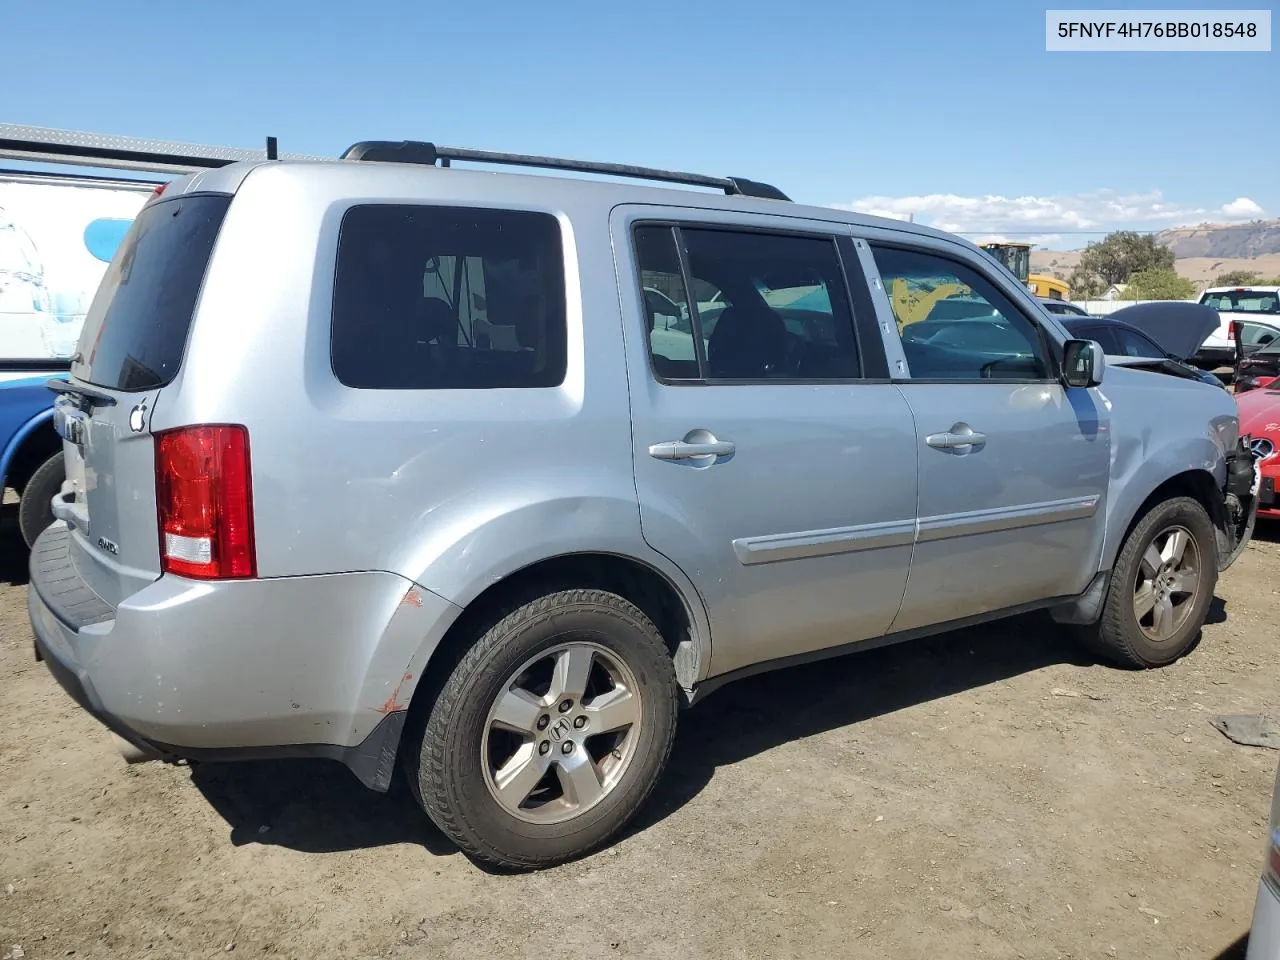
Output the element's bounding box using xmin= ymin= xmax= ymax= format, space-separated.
xmin=886 ymin=276 xmax=971 ymax=327
xmin=978 ymin=242 xmax=1070 ymax=300
xmin=884 ymin=241 xmax=1072 ymax=327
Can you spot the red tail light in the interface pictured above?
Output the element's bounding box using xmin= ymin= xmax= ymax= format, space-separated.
xmin=1228 ymin=320 xmax=1240 ymax=340
xmin=155 ymin=425 xmax=256 ymax=579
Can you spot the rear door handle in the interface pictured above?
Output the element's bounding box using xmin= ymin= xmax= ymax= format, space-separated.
xmin=648 ymin=439 xmax=736 ymax=460
xmin=926 ymin=427 xmax=987 ymax=449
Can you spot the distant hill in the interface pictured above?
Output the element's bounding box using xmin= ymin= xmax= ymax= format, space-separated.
xmin=1030 ymin=249 xmax=1280 ymax=287
xmin=1030 ymin=220 xmax=1280 ymax=289
xmin=1154 ymin=218 xmax=1280 ymax=259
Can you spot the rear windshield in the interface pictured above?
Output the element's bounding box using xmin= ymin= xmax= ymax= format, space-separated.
xmin=1199 ymin=290 xmax=1280 ymax=315
xmin=72 ymin=193 xmax=231 ymax=391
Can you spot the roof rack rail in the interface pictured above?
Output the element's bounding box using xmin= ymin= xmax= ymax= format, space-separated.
xmin=0 ymin=123 xmax=324 ymax=175
xmin=340 ymin=139 xmax=792 ymax=201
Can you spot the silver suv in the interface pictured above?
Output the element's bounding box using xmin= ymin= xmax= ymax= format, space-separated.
xmin=24 ymin=134 xmax=1260 ymax=871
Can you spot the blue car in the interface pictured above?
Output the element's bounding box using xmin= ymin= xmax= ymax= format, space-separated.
xmin=0 ymin=362 xmax=68 ymax=546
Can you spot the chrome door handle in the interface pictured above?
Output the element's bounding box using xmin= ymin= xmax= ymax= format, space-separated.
xmin=926 ymin=428 xmax=987 ymax=449
xmin=648 ymin=439 xmax=736 ymax=460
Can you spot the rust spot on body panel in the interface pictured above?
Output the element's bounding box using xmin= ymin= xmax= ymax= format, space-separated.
xmin=374 ymin=672 xmax=414 ymax=715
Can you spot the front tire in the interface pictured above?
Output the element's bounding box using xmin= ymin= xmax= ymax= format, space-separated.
xmin=1082 ymin=496 xmax=1218 ymax=668
xmin=407 ymin=588 xmax=679 ymax=870
xmin=18 ymin=451 xmax=64 ymax=549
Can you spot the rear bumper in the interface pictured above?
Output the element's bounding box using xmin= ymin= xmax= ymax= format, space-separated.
xmin=29 ymin=617 xmax=407 ymax=786
xmin=27 ymin=525 xmax=462 ymax=790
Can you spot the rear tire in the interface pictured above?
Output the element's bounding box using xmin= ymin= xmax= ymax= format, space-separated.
xmin=1079 ymin=496 xmax=1217 ymax=668
xmin=18 ymin=452 xmax=64 ymax=549
xmin=406 ymin=588 xmax=679 ymax=871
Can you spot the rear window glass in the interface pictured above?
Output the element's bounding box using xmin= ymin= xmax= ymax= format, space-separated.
xmin=331 ymin=204 xmax=567 ymax=390
xmin=72 ymin=193 xmax=231 ymax=391
xmin=1199 ymin=290 xmax=1280 ymax=314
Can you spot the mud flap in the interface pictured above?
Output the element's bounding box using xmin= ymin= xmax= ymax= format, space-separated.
xmin=1049 ymin=570 xmax=1111 ymax=626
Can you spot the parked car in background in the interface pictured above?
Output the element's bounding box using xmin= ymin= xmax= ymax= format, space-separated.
xmin=0 ymin=167 xmax=152 ymax=546
xmin=1059 ymin=303 xmax=1228 ymax=390
xmin=0 ymin=365 xmax=69 ymax=546
xmin=1237 ymin=386 xmax=1279 ymax=521
xmin=1234 ymin=319 xmax=1280 ymax=394
xmin=1037 ymin=297 xmax=1090 ymax=318
xmin=16 ymin=125 xmax=1261 ymax=872
xmin=1198 ymin=285 xmax=1280 ymax=370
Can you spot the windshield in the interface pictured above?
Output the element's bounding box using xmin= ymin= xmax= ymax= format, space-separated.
xmin=1200 ymin=290 xmax=1280 ymax=314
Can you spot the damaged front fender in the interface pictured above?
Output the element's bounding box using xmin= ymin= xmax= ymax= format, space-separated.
xmin=1218 ymin=435 xmax=1260 ymax=571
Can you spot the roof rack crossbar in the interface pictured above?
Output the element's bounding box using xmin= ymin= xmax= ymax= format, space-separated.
xmin=340 ymin=140 xmax=791 ymax=201
xmin=0 ymin=123 xmax=323 ymax=175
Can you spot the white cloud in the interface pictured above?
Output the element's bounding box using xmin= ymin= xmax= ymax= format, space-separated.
xmin=832 ymin=189 xmax=1267 ymax=246
xmin=1221 ymin=197 xmax=1264 ymax=218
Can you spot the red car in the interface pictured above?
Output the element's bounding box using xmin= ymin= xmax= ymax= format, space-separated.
xmin=1238 ymin=385 xmax=1280 ymax=520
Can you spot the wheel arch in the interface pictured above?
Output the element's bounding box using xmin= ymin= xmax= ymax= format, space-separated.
xmin=1103 ymin=467 xmax=1222 ymax=573
xmin=405 ymin=550 xmax=708 ymax=718
xmin=0 ymin=409 xmax=60 ymax=493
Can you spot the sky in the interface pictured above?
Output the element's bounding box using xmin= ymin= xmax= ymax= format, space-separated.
xmin=3 ymin=0 xmax=1275 ymax=250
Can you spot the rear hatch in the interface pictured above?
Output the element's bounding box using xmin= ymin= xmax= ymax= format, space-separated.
xmin=52 ymin=189 xmax=231 ymax=608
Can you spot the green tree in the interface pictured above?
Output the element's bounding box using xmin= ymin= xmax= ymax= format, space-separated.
xmin=1067 ymin=267 xmax=1106 ymax=299
xmin=1212 ymin=270 xmax=1261 ymax=286
xmin=1119 ymin=269 xmax=1196 ymax=301
xmin=1076 ymin=231 xmax=1175 ymax=286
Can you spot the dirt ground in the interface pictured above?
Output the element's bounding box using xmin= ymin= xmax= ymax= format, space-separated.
xmin=3 ymin=507 xmax=1279 ymax=960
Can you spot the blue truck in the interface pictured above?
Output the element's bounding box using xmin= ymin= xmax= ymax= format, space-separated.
xmin=0 ymin=362 xmax=72 ymax=546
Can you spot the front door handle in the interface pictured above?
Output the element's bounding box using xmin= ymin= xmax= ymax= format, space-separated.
xmin=649 ymin=436 xmax=736 ymax=460
xmin=926 ymin=425 xmax=987 ymax=450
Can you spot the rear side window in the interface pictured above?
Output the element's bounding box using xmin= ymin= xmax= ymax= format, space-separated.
xmin=73 ymin=193 xmax=231 ymax=391
xmin=331 ymin=204 xmax=567 ymax=390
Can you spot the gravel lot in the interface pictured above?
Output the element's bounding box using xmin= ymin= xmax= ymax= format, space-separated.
xmin=3 ymin=506 xmax=1278 ymax=960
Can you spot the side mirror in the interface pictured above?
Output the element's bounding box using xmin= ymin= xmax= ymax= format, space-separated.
xmin=1063 ymin=339 xmax=1105 ymax=388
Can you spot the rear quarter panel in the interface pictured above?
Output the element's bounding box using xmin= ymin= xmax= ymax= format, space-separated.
xmin=152 ymin=163 xmax=713 ymax=694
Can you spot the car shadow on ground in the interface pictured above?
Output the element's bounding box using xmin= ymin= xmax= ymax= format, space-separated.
xmin=1213 ymin=932 xmax=1248 ymax=959
xmin=5 ymin=506 xmax=1263 ymax=866
xmin=0 ymin=503 xmax=29 ymax=586
xmin=187 ymin=610 xmax=1105 ymax=862
xmin=188 ymin=756 xmax=458 ymax=857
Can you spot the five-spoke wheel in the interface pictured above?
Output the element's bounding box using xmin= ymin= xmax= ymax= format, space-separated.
xmin=1133 ymin=524 xmax=1201 ymax=644
xmin=405 ymin=588 xmax=678 ymax=871
xmin=1083 ymin=496 xmax=1217 ymax=668
xmin=483 ymin=642 xmax=642 ymax=824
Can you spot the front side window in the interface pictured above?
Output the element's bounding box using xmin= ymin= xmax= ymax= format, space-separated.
xmin=633 ymin=223 xmax=861 ymax=382
xmin=331 ymin=204 xmax=566 ymax=389
xmin=872 ymin=244 xmax=1052 ymax=381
